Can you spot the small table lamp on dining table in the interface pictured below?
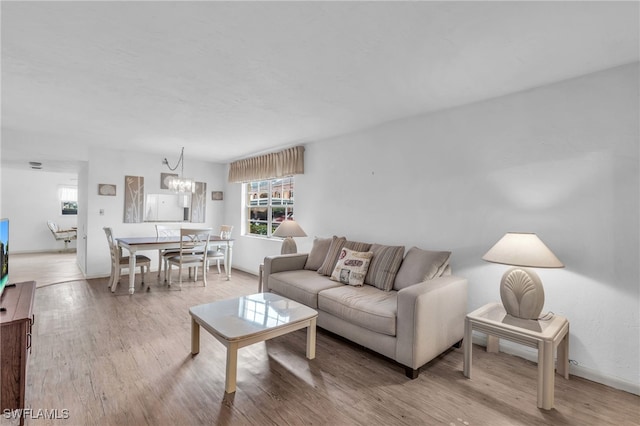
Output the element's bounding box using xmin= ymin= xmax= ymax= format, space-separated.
xmin=482 ymin=232 xmax=564 ymax=320
xmin=273 ymin=220 xmax=307 ymax=254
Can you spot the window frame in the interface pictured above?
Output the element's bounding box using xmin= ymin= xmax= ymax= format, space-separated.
xmin=58 ymin=185 xmax=78 ymax=216
xmin=245 ymin=177 xmax=295 ymax=238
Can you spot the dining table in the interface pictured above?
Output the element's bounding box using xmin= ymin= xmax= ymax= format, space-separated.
xmin=116 ymin=235 xmax=234 ymax=294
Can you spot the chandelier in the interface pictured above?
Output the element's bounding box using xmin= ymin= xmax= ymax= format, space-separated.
xmin=163 ymin=147 xmax=195 ymax=193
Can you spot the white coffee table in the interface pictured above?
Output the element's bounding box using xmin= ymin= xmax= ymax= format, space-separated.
xmin=189 ymin=292 xmax=318 ymax=394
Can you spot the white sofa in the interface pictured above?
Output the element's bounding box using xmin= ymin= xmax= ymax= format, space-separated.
xmin=263 ymin=236 xmax=468 ymax=378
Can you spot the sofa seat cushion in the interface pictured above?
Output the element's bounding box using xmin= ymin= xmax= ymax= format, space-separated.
xmin=269 ymin=270 xmax=342 ymax=308
xmin=318 ymin=285 xmax=397 ymax=336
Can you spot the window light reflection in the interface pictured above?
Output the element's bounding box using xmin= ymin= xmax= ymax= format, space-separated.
xmin=238 ymin=295 xmax=291 ymax=327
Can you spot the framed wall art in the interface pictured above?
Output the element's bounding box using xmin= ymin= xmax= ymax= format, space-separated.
xmin=98 ymin=184 xmax=116 ymax=196
xmin=191 ymin=182 xmax=207 ymax=223
xmin=124 ymin=175 xmax=144 ymax=223
xmin=161 ymin=173 xmax=178 ymax=190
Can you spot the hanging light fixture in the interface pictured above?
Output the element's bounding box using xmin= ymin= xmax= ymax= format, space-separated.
xmin=163 ymin=147 xmax=195 ymax=193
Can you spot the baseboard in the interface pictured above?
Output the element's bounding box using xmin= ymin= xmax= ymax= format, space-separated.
xmin=230 ymin=265 xmax=259 ymax=277
xmin=84 ymin=273 xmax=109 ymax=280
xmin=85 ymin=267 xmax=257 ymax=281
xmin=12 ymin=249 xmax=77 ymax=254
xmin=472 ymin=334 xmax=640 ymax=396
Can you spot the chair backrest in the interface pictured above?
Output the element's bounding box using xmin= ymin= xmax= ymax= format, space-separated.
xmin=103 ymin=227 xmax=120 ymax=264
xmin=47 ymin=221 xmax=61 ymax=241
xmin=219 ymin=225 xmax=233 ymax=239
xmin=156 ymin=224 xmax=181 ymax=238
xmin=47 ymin=221 xmax=59 ymax=233
xmin=179 ymin=228 xmax=213 ymax=260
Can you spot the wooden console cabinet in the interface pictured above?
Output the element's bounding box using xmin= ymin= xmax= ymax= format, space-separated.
xmin=1 ymin=281 xmax=35 ymax=418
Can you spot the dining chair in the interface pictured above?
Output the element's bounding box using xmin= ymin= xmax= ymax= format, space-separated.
xmin=103 ymin=227 xmax=151 ymax=293
xmin=166 ymin=228 xmax=213 ymax=288
xmin=155 ymin=224 xmax=182 ymax=282
xmin=207 ymin=225 xmax=233 ymax=274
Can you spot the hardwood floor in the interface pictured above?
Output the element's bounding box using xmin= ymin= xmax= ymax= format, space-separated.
xmin=10 ymin=252 xmax=84 ymax=288
xmin=3 ymin=254 xmax=639 ymax=425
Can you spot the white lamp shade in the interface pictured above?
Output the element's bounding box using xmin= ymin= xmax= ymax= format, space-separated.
xmin=273 ymin=220 xmax=307 ymax=238
xmin=482 ymin=232 xmax=563 ymax=268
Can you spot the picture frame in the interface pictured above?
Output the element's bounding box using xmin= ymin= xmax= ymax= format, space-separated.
xmin=124 ymin=175 xmax=144 ymax=223
xmin=161 ymin=173 xmax=178 ymax=190
xmin=191 ymin=182 xmax=207 ymax=223
xmin=98 ymin=183 xmax=116 ymax=196
xmin=211 ymin=191 xmax=223 ymax=201
xmin=61 ymin=201 xmax=78 ymax=215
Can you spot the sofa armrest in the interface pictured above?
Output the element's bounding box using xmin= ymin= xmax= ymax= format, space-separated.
xmin=395 ymin=275 xmax=468 ymax=369
xmin=263 ymin=253 xmax=309 ymax=276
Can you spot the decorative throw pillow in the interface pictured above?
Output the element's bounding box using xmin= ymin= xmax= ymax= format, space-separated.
xmin=365 ymin=244 xmax=405 ymax=291
xmin=304 ymin=237 xmax=333 ymax=271
xmin=317 ymin=236 xmax=347 ymax=276
xmin=393 ymin=247 xmax=452 ymax=290
xmin=330 ymin=248 xmax=374 ymax=286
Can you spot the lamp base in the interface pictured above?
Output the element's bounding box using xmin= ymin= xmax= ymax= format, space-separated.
xmin=500 ymin=267 xmax=545 ymax=320
xmin=281 ymin=237 xmax=297 ymax=255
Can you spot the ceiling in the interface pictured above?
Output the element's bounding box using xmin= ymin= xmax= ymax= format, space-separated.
xmin=2 ymin=1 xmax=638 ymax=173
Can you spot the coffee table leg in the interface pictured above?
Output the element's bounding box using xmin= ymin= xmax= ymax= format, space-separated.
xmin=225 ymin=342 xmax=239 ymax=394
xmin=306 ymin=317 xmax=317 ymax=359
xmin=191 ymin=318 xmax=200 ymax=355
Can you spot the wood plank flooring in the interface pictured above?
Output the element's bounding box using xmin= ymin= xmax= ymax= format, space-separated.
xmin=2 ymin=254 xmax=639 ymax=425
xmin=9 ymin=252 xmax=84 ymax=288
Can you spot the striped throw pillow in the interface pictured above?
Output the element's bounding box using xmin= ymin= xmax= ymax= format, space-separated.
xmin=317 ymin=236 xmax=347 ymax=276
xmin=365 ymin=244 xmax=405 ymax=291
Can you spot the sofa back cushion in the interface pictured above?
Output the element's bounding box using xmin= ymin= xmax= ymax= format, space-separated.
xmin=304 ymin=237 xmax=333 ymax=271
xmin=330 ymin=248 xmax=374 ymax=286
xmin=317 ymin=238 xmax=372 ymax=276
xmin=344 ymin=240 xmax=372 ymax=252
xmin=317 ymin=236 xmax=347 ymax=276
xmin=393 ymin=246 xmax=452 ymax=290
xmin=365 ymin=244 xmax=405 ymax=291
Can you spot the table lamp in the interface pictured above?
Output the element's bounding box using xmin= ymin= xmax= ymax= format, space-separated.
xmin=482 ymin=232 xmax=563 ymax=320
xmin=273 ymin=220 xmax=307 ymax=254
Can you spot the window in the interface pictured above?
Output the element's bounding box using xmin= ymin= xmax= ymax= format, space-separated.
xmin=246 ymin=177 xmax=294 ymax=236
xmin=59 ymin=186 xmax=78 ymax=215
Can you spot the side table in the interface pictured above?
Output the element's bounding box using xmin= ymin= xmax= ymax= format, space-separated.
xmin=463 ymin=302 xmax=569 ymax=410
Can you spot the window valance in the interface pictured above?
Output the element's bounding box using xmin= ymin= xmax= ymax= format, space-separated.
xmin=228 ymin=145 xmax=305 ymax=183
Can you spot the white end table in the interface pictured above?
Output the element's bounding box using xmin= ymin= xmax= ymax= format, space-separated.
xmin=463 ymin=302 xmax=569 ymax=410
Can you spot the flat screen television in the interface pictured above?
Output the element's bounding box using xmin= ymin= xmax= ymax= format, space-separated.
xmin=0 ymin=218 xmax=8 ymax=299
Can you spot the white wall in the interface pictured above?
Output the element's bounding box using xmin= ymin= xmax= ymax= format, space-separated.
xmin=84 ymin=147 xmax=227 ymax=278
xmin=227 ymin=64 xmax=639 ymax=393
xmin=0 ymin=168 xmax=79 ymax=252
